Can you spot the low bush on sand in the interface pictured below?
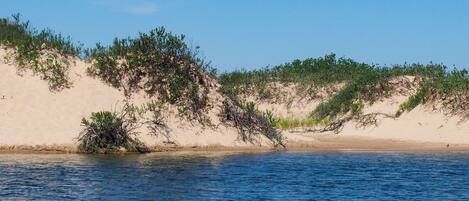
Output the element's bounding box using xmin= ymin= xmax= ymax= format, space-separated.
xmin=78 ymin=110 xmax=149 ymax=153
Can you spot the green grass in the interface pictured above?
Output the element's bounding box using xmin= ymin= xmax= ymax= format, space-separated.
xmin=0 ymin=14 xmax=81 ymax=90
xmin=275 ymin=118 xmax=331 ymax=130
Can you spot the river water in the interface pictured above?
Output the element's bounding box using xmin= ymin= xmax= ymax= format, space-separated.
xmin=1 ymin=151 xmax=469 ymax=200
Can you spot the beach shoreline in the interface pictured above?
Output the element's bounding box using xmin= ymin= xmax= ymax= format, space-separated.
xmin=2 ymin=135 xmax=469 ymax=154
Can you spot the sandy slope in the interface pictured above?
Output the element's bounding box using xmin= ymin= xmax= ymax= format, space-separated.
xmin=0 ymin=49 xmax=270 ymax=151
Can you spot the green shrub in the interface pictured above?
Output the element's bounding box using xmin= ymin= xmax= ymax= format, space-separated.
xmin=78 ymin=110 xmax=149 ymax=153
xmin=311 ymin=69 xmax=385 ymax=119
xmin=0 ymin=14 xmax=81 ymax=90
xmin=86 ymin=27 xmax=213 ymax=121
xmin=431 ymin=69 xmax=469 ymax=94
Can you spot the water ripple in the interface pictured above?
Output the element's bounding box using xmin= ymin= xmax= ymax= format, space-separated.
xmin=1 ymin=152 xmax=469 ymax=200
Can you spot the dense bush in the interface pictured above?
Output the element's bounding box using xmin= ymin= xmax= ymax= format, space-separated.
xmin=86 ymin=27 xmax=215 ymax=121
xmin=0 ymin=14 xmax=80 ymax=90
xmin=78 ymin=110 xmax=149 ymax=153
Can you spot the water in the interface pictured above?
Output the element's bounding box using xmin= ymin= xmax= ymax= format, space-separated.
xmin=1 ymin=151 xmax=469 ymax=200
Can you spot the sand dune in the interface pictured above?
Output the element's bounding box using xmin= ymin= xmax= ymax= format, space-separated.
xmin=2 ymin=48 xmax=469 ymax=153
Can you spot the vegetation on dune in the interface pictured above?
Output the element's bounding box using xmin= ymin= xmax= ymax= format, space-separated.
xmin=85 ymin=27 xmax=216 ymax=122
xmin=84 ymin=25 xmax=286 ymax=147
xmin=220 ymin=54 xmax=469 ymax=131
xmin=0 ymin=14 xmax=81 ymax=90
xmin=258 ymin=108 xmax=331 ymax=130
xmin=314 ymin=64 xmax=469 ymax=120
xmin=78 ymin=109 xmax=149 ymax=153
xmin=274 ymin=118 xmax=331 ymax=130
xmin=396 ymin=86 xmax=428 ymax=116
xmin=397 ymin=69 xmax=469 ymax=116
xmin=77 ymin=101 xmax=179 ymax=153
xmin=219 ymin=54 xmax=373 ymax=97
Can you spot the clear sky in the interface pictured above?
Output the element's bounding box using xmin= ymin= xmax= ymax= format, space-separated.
xmin=1 ymin=0 xmax=469 ymax=71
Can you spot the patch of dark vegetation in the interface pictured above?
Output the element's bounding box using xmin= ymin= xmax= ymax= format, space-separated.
xmin=220 ymin=99 xmax=285 ymax=148
xmin=0 ymin=14 xmax=81 ymax=90
xmin=85 ymin=27 xmax=216 ymax=123
xmin=78 ymin=109 xmax=150 ymax=154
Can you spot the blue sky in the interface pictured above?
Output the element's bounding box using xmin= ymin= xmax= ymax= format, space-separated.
xmin=1 ymin=0 xmax=469 ymax=71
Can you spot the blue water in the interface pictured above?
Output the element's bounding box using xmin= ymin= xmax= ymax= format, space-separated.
xmin=1 ymin=152 xmax=469 ymax=200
